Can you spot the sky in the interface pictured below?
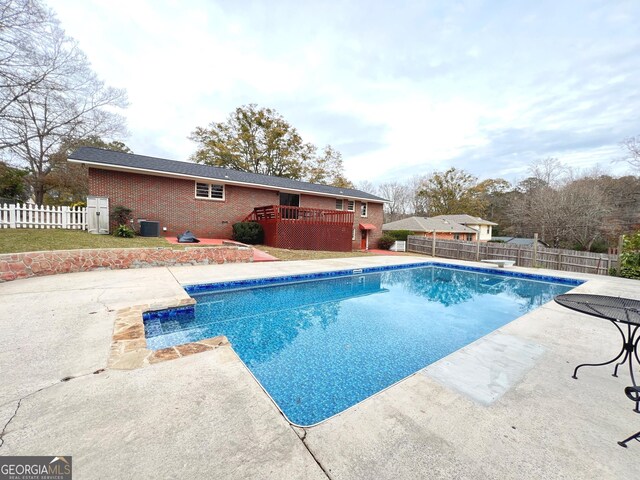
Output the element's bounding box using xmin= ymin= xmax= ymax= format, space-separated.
xmin=49 ymin=0 xmax=640 ymax=185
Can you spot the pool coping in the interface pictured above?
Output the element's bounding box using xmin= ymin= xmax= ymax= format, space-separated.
xmin=108 ymin=297 xmax=229 ymax=370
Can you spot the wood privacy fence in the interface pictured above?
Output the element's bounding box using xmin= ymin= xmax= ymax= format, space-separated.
xmin=407 ymin=235 xmax=618 ymax=276
xmin=0 ymin=203 xmax=87 ymax=230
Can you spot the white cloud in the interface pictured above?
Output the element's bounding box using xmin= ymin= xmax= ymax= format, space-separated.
xmin=48 ymin=0 xmax=640 ymax=184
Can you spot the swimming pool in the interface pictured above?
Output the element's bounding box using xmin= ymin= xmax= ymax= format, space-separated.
xmin=144 ymin=263 xmax=580 ymax=426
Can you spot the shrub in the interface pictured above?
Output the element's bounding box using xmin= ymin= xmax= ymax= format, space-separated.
xmin=112 ymin=206 xmax=133 ymax=226
xmin=378 ymin=234 xmax=396 ymax=250
xmin=384 ymin=230 xmax=413 ymax=242
xmin=589 ymin=238 xmax=609 ymax=253
xmin=619 ymin=231 xmax=640 ymax=279
xmin=232 ymin=222 xmax=264 ymax=244
xmin=115 ymin=224 xmax=135 ymax=238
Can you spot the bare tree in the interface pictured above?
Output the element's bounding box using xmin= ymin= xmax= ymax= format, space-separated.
xmin=620 ymin=135 xmax=640 ymax=172
xmin=597 ymin=175 xmax=640 ymax=240
xmin=0 ymin=0 xmax=128 ymax=203
xmin=407 ymin=174 xmax=429 ymax=215
xmin=0 ymin=0 xmax=55 ymax=122
xmin=560 ymin=178 xmax=611 ymax=250
xmin=508 ymin=185 xmax=569 ymax=247
xmin=356 ymin=180 xmax=378 ymax=196
xmin=528 ymin=157 xmax=568 ymax=188
xmin=378 ymin=181 xmax=409 ymax=222
xmin=507 ymin=160 xmax=611 ymax=249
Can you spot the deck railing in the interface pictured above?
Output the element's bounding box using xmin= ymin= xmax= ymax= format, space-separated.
xmin=246 ymin=205 xmax=354 ymax=225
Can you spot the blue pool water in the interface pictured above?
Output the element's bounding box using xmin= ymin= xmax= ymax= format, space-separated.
xmin=144 ymin=264 xmax=578 ymax=426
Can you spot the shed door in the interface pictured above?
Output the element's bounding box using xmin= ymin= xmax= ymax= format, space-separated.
xmin=87 ymin=196 xmax=109 ymax=234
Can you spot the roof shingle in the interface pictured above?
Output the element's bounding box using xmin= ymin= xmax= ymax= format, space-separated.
xmin=382 ymin=217 xmax=477 ymax=233
xmin=431 ymin=214 xmax=498 ymax=226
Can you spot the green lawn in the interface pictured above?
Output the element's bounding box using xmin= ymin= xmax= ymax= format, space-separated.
xmin=0 ymin=229 xmax=174 ymax=254
xmin=255 ymin=245 xmax=373 ymax=261
xmin=0 ymin=230 xmax=397 ymax=261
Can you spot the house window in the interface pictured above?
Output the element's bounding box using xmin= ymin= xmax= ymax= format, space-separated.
xmin=454 ymin=234 xmax=460 ymax=240
xmin=486 ymin=226 xmax=490 ymax=234
xmin=336 ymin=199 xmax=344 ymax=210
xmin=279 ymin=193 xmax=300 ymax=207
xmin=352 ymin=228 xmax=356 ymax=241
xmin=347 ymin=200 xmax=355 ymax=212
xmin=195 ymin=182 xmax=224 ymax=200
xmin=360 ymin=202 xmax=367 ymax=217
xmin=466 ymin=234 xmax=473 ymax=241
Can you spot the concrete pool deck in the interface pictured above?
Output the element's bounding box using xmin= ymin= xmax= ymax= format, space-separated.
xmin=1 ymin=255 xmax=639 ymax=479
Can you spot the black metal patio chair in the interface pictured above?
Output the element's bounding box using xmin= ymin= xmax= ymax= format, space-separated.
xmin=619 ymin=386 xmax=640 ymax=448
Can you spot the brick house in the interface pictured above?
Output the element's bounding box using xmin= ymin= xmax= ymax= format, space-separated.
xmin=382 ymin=216 xmax=480 ymax=241
xmin=68 ymin=147 xmax=386 ymax=251
xmin=430 ymin=214 xmax=497 ymax=241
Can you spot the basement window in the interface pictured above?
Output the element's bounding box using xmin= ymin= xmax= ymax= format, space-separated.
xmin=195 ymin=182 xmax=225 ymax=200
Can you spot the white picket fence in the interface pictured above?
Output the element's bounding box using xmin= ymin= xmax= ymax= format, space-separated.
xmin=0 ymin=203 xmax=87 ymax=230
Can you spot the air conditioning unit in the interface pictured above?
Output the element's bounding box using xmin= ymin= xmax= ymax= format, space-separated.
xmin=139 ymin=220 xmax=160 ymax=237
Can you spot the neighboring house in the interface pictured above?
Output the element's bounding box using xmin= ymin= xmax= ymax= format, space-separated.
xmin=431 ymin=214 xmax=498 ymax=241
xmin=68 ymin=147 xmax=386 ymax=251
xmin=382 ymin=216 xmax=478 ymax=241
xmin=491 ymin=236 xmax=549 ymax=247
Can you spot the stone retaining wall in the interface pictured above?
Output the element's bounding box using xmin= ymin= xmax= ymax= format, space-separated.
xmin=0 ymin=246 xmax=253 ymax=282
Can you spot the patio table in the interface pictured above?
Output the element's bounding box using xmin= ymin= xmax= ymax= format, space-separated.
xmin=554 ymin=293 xmax=640 ymax=448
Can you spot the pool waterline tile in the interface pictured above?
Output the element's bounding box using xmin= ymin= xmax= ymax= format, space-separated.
xmin=181 ymin=261 xmax=583 ymax=295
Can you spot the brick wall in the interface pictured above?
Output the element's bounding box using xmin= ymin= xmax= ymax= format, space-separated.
xmin=89 ymin=169 xmax=385 ymax=250
xmin=0 ymin=246 xmax=252 ymax=283
xmin=364 ymin=203 xmax=384 ymax=250
xmin=89 ymin=169 xmax=280 ymax=238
